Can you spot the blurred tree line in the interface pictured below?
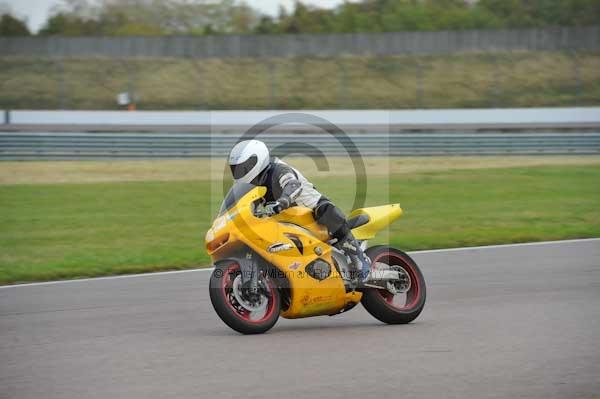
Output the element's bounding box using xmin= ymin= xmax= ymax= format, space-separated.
xmin=1 ymin=0 xmax=599 ymax=36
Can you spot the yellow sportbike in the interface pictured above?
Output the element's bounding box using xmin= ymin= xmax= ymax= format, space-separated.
xmin=206 ymin=183 xmax=426 ymax=334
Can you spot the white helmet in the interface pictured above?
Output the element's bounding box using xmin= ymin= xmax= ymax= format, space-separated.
xmin=228 ymin=140 xmax=270 ymax=184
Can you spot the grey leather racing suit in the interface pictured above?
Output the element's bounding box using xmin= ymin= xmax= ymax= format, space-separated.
xmin=253 ymin=158 xmax=347 ymax=240
xmin=252 ymin=158 xmax=370 ymax=280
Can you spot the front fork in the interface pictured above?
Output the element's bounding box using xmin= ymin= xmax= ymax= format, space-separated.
xmin=239 ymin=252 xmax=258 ymax=289
xmin=238 ymin=251 xmax=272 ymax=298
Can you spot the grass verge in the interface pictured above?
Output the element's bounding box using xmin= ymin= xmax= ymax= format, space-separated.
xmin=1 ymin=162 xmax=599 ymax=285
xmin=1 ymin=51 xmax=599 ymax=109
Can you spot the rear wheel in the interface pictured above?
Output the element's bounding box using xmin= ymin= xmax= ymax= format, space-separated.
xmin=361 ymin=246 xmax=426 ymax=324
xmin=209 ymin=262 xmax=280 ymax=334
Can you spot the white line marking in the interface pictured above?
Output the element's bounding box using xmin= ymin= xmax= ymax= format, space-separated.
xmin=1 ymin=238 xmax=598 ymax=289
xmin=408 ymin=237 xmax=600 ymax=254
xmin=0 ymin=268 xmax=215 ymax=290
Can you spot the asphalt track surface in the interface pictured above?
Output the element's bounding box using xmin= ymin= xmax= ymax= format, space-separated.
xmin=1 ymin=239 xmax=599 ymax=399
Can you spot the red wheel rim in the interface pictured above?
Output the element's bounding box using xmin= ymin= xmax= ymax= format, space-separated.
xmin=220 ymin=263 xmax=277 ymax=324
xmin=371 ymin=252 xmax=421 ymax=311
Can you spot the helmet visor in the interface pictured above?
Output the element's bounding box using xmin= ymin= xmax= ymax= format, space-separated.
xmin=230 ymin=155 xmax=258 ymax=180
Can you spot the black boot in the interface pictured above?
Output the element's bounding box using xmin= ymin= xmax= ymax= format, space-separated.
xmin=336 ymin=234 xmax=371 ymax=283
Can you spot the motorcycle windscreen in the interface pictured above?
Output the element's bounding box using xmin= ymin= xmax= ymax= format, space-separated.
xmin=218 ymin=183 xmax=257 ymax=215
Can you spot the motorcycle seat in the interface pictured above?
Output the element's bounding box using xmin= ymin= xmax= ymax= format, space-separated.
xmin=347 ymin=214 xmax=370 ymax=229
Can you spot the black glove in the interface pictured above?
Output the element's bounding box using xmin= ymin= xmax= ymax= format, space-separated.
xmin=278 ymin=196 xmax=291 ymax=210
xmin=264 ymin=201 xmax=283 ymax=216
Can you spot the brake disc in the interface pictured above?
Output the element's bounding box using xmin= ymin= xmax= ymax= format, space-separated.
xmin=232 ymin=275 xmax=268 ymax=313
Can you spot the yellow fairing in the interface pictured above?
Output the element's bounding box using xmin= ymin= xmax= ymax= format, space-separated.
xmin=271 ymin=207 xmax=362 ymax=318
xmin=349 ymin=204 xmax=403 ymax=240
xmin=208 ymin=186 xmax=398 ymax=319
xmin=206 ymin=187 xmax=363 ymax=319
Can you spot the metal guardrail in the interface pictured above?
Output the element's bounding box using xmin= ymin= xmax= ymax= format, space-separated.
xmin=1 ymin=132 xmax=599 ymax=160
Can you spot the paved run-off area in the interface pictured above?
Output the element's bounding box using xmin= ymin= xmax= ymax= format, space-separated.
xmin=1 ymin=240 xmax=599 ymax=399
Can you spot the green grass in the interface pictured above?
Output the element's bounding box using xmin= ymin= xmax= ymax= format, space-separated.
xmin=1 ymin=164 xmax=599 ymax=285
xmin=1 ymin=51 xmax=599 ymax=109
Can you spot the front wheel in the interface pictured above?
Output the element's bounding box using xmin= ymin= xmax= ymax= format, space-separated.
xmin=361 ymin=246 xmax=426 ymax=324
xmin=209 ymin=261 xmax=280 ymax=334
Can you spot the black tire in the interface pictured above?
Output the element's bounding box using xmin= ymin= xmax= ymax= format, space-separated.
xmin=209 ymin=262 xmax=280 ymax=334
xmin=361 ymin=246 xmax=426 ymax=324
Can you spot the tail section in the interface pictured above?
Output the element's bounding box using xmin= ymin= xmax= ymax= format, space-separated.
xmin=348 ymin=204 xmax=403 ymax=240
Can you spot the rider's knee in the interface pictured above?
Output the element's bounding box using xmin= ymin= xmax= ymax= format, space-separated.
xmin=314 ymin=198 xmax=349 ymax=239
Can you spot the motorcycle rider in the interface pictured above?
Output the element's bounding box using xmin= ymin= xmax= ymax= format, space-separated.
xmin=228 ymin=139 xmax=371 ymax=282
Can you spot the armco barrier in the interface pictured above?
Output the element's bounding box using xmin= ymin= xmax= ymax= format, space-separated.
xmin=1 ymin=132 xmax=599 ymax=159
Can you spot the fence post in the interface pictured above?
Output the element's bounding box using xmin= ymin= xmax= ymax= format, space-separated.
xmin=56 ymin=58 xmax=69 ymax=110
xmin=267 ymin=61 xmax=278 ymax=109
xmin=338 ymin=58 xmax=348 ymax=108
xmin=197 ymin=61 xmax=205 ymax=110
xmin=491 ymin=55 xmax=502 ymax=108
xmin=295 ymin=58 xmax=305 ymax=108
xmin=572 ymin=50 xmax=582 ymax=106
xmin=416 ymin=60 xmax=424 ymax=108
xmin=190 ymin=59 xmax=206 ymax=109
xmin=126 ymin=61 xmax=137 ymax=110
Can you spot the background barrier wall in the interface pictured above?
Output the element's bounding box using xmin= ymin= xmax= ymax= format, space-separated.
xmin=5 ymin=108 xmax=600 ymax=130
xmin=1 ymin=26 xmax=599 ymax=59
xmin=2 ymin=108 xmax=599 ymax=159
